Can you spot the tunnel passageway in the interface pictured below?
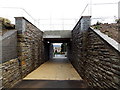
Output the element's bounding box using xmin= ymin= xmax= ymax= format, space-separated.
xmin=2 ymin=16 xmax=119 ymax=89
xmin=24 ymin=55 xmax=82 ymax=80
xmin=12 ymin=56 xmax=89 ymax=88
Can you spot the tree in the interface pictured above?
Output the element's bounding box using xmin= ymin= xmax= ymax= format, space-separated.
xmin=61 ymin=43 xmax=67 ymax=53
xmin=115 ymin=19 xmax=120 ymax=23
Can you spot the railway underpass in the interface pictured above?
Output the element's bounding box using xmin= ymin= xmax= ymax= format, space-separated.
xmin=0 ymin=16 xmax=120 ymax=89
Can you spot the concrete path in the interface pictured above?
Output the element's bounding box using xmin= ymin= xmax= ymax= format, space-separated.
xmin=12 ymin=57 xmax=88 ymax=88
xmin=24 ymin=57 xmax=82 ymax=80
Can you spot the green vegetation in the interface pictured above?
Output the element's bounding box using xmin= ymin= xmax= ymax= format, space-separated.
xmin=96 ymin=21 xmax=102 ymax=25
xmin=115 ymin=19 xmax=120 ymax=23
xmin=94 ymin=25 xmax=101 ymax=29
xmin=61 ymin=43 xmax=67 ymax=53
xmin=0 ymin=17 xmax=15 ymax=29
xmin=0 ymin=17 xmax=11 ymax=26
xmin=92 ymin=21 xmax=102 ymax=29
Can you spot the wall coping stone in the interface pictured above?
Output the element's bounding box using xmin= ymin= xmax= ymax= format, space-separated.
xmin=2 ymin=30 xmax=17 ymax=40
xmin=90 ymin=27 xmax=120 ymax=52
xmin=14 ymin=17 xmax=43 ymax=33
xmin=72 ymin=16 xmax=91 ymax=31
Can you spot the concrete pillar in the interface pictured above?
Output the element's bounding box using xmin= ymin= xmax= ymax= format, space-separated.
xmin=80 ymin=16 xmax=91 ymax=32
xmin=118 ymin=1 xmax=120 ymax=19
xmin=49 ymin=43 xmax=53 ymax=60
xmin=15 ymin=17 xmax=26 ymax=34
xmin=80 ymin=16 xmax=91 ymax=62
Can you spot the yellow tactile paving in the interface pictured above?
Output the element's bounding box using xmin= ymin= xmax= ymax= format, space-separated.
xmin=24 ymin=57 xmax=82 ymax=80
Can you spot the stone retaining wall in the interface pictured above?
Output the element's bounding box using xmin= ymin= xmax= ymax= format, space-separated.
xmin=1 ymin=17 xmax=45 ymax=88
xmin=2 ymin=58 xmax=21 ymax=88
xmin=70 ymin=16 xmax=120 ymax=89
xmin=0 ymin=64 xmax=2 ymax=89
xmin=15 ymin=17 xmax=45 ymax=78
xmin=86 ymin=29 xmax=120 ymax=88
xmin=1 ymin=19 xmax=20 ymax=88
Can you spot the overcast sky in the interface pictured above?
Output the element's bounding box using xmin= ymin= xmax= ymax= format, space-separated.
xmin=0 ymin=0 xmax=119 ymax=30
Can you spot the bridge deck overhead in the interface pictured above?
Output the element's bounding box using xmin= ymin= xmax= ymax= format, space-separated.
xmin=44 ymin=38 xmax=71 ymax=43
xmin=43 ymin=30 xmax=71 ymax=39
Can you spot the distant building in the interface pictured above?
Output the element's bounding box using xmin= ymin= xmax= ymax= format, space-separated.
xmin=53 ymin=45 xmax=61 ymax=53
xmin=118 ymin=1 xmax=120 ymax=18
xmin=54 ymin=47 xmax=61 ymax=53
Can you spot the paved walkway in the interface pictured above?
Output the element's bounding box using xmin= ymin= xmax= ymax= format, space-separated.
xmin=12 ymin=57 xmax=88 ymax=88
xmin=24 ymin=57 xmax=82 ymax=80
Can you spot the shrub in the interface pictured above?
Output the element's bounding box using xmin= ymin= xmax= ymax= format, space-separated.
xmin=0 ymin=17 xmax=14 ymax=29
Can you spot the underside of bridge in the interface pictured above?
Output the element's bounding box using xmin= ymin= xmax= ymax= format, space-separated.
xmin=12 ymin=33 xmax=88 ymax=88
xmin=43 ymin=38 xmax=71 ymax=61
xmin=43 ymin=30 xmax=72 ymax=60
xmin=44 ymin=38 xmax=70 ymax=43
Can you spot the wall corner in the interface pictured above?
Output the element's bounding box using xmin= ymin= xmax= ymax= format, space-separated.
xmin=15 ymin=17 xmax=26 ymax=34
xmin=80 ymin=16 xmax=91 ymax=32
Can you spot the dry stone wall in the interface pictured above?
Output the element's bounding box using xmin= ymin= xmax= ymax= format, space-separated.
xmin=15 ymin=17 xmax=44 ymax=78
xmin=1 ymin=17 xmax=45 ymax=88
xmin=2 ymin=58 xmax=21 ymax=88
xmin=86 ymin=29 xmax=120 ymax=89
xmin=70 ymin=17 xmax=120 ymax=89
xmin=0 ymin=64 xmax=2 ymax=89
xmin=0 ymin=20 xmax=20 ymax=88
